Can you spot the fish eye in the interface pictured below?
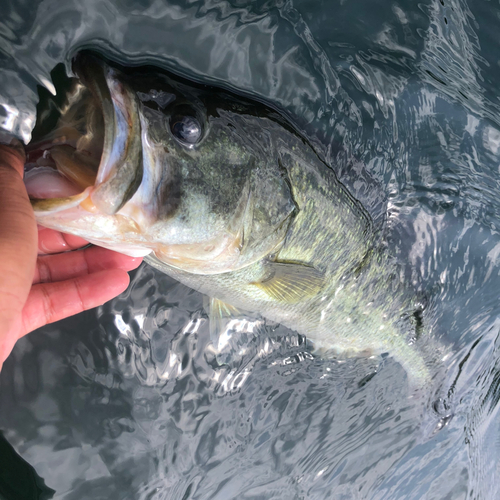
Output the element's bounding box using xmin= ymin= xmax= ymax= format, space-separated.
xmin=170 ymin=115 xmax=202 ymax=145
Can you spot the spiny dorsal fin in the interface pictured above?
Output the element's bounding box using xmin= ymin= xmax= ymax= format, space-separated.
xmin=251 ymin=261 xmax=324 ymax=303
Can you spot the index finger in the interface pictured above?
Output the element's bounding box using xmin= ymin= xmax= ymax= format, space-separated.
xmin=37 ymin=226 xmax=89 ymax=255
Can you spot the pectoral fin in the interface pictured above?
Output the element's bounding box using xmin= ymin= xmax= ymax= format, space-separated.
xmin=252 ymin=261 xmax=324 ymax=303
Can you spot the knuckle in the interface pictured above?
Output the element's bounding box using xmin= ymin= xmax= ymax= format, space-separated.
xmin=40 ymin=285 xmax=57 ymax=324
xmin=37 ymin=257 xmax=52 ymax=283
xmin=73 ymin=278 xmax=86 ymax=311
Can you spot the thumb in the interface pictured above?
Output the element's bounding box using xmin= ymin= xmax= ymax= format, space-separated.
xmin=0 ymin=143 xmax=38 ymax=367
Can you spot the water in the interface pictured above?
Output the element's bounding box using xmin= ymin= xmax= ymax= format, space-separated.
xmin=1 ymin=0 xmax=500 ymax=498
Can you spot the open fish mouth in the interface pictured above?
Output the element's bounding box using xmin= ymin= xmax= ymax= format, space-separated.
xmin=25 ymin=53 xmax=143 ymax=217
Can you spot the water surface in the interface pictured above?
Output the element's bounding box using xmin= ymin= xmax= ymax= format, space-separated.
xmin=1 ymin=0 xmax=500 ymax=498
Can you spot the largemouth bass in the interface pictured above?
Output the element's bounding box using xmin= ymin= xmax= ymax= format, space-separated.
xmin=25 ymin=53 xmax=433 ymax=387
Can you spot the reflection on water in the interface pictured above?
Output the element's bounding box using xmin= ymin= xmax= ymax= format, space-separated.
xmin=2 ymin=0 xmax=500 ymax=498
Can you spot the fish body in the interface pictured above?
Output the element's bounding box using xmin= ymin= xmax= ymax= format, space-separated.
xmin=26 ymin=53 xmax=431 ymax=386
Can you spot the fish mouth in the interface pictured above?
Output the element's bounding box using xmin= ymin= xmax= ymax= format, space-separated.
xmin=25 ymin=53 xmax=143 ymax=216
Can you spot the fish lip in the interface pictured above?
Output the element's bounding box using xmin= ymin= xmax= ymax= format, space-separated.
xmin=25 ymin=60 xmax=105 ymax=211
xmin=73 ymin=53 xmax=143 ymax=215
xmin=27 ymin=53 xmax=143 ymax=215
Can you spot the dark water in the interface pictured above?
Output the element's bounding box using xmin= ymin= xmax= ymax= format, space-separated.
xmin=2 ymin=0 xmax=500 ymax=498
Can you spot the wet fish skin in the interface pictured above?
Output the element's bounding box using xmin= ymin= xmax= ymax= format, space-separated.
xmin=28 ymin=54 xmax=431 ymax=386
xmin=145 ymin=123 xmax=430 ymax=386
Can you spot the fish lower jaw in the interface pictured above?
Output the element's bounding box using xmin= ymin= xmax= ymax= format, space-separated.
xmin=85 ymin=238 xmax=153 ymax=257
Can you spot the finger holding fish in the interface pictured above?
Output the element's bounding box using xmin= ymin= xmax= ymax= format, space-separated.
xmin=0 ymin=140 xmax=143 ymax=371
xmin=33 ymin=244 xmax=143 ymax=283
xmin=37 ymin=225 xmax=89 ymax=254
xmin=20 ymin=268 xmax=133 ymax=339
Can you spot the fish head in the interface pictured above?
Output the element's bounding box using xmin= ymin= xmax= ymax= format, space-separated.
xmin=26 ymin=53 xmax=296 ymax=274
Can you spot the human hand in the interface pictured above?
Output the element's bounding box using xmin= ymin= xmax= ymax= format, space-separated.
xmin=0 ymin=143 xmax=142 ymax=371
